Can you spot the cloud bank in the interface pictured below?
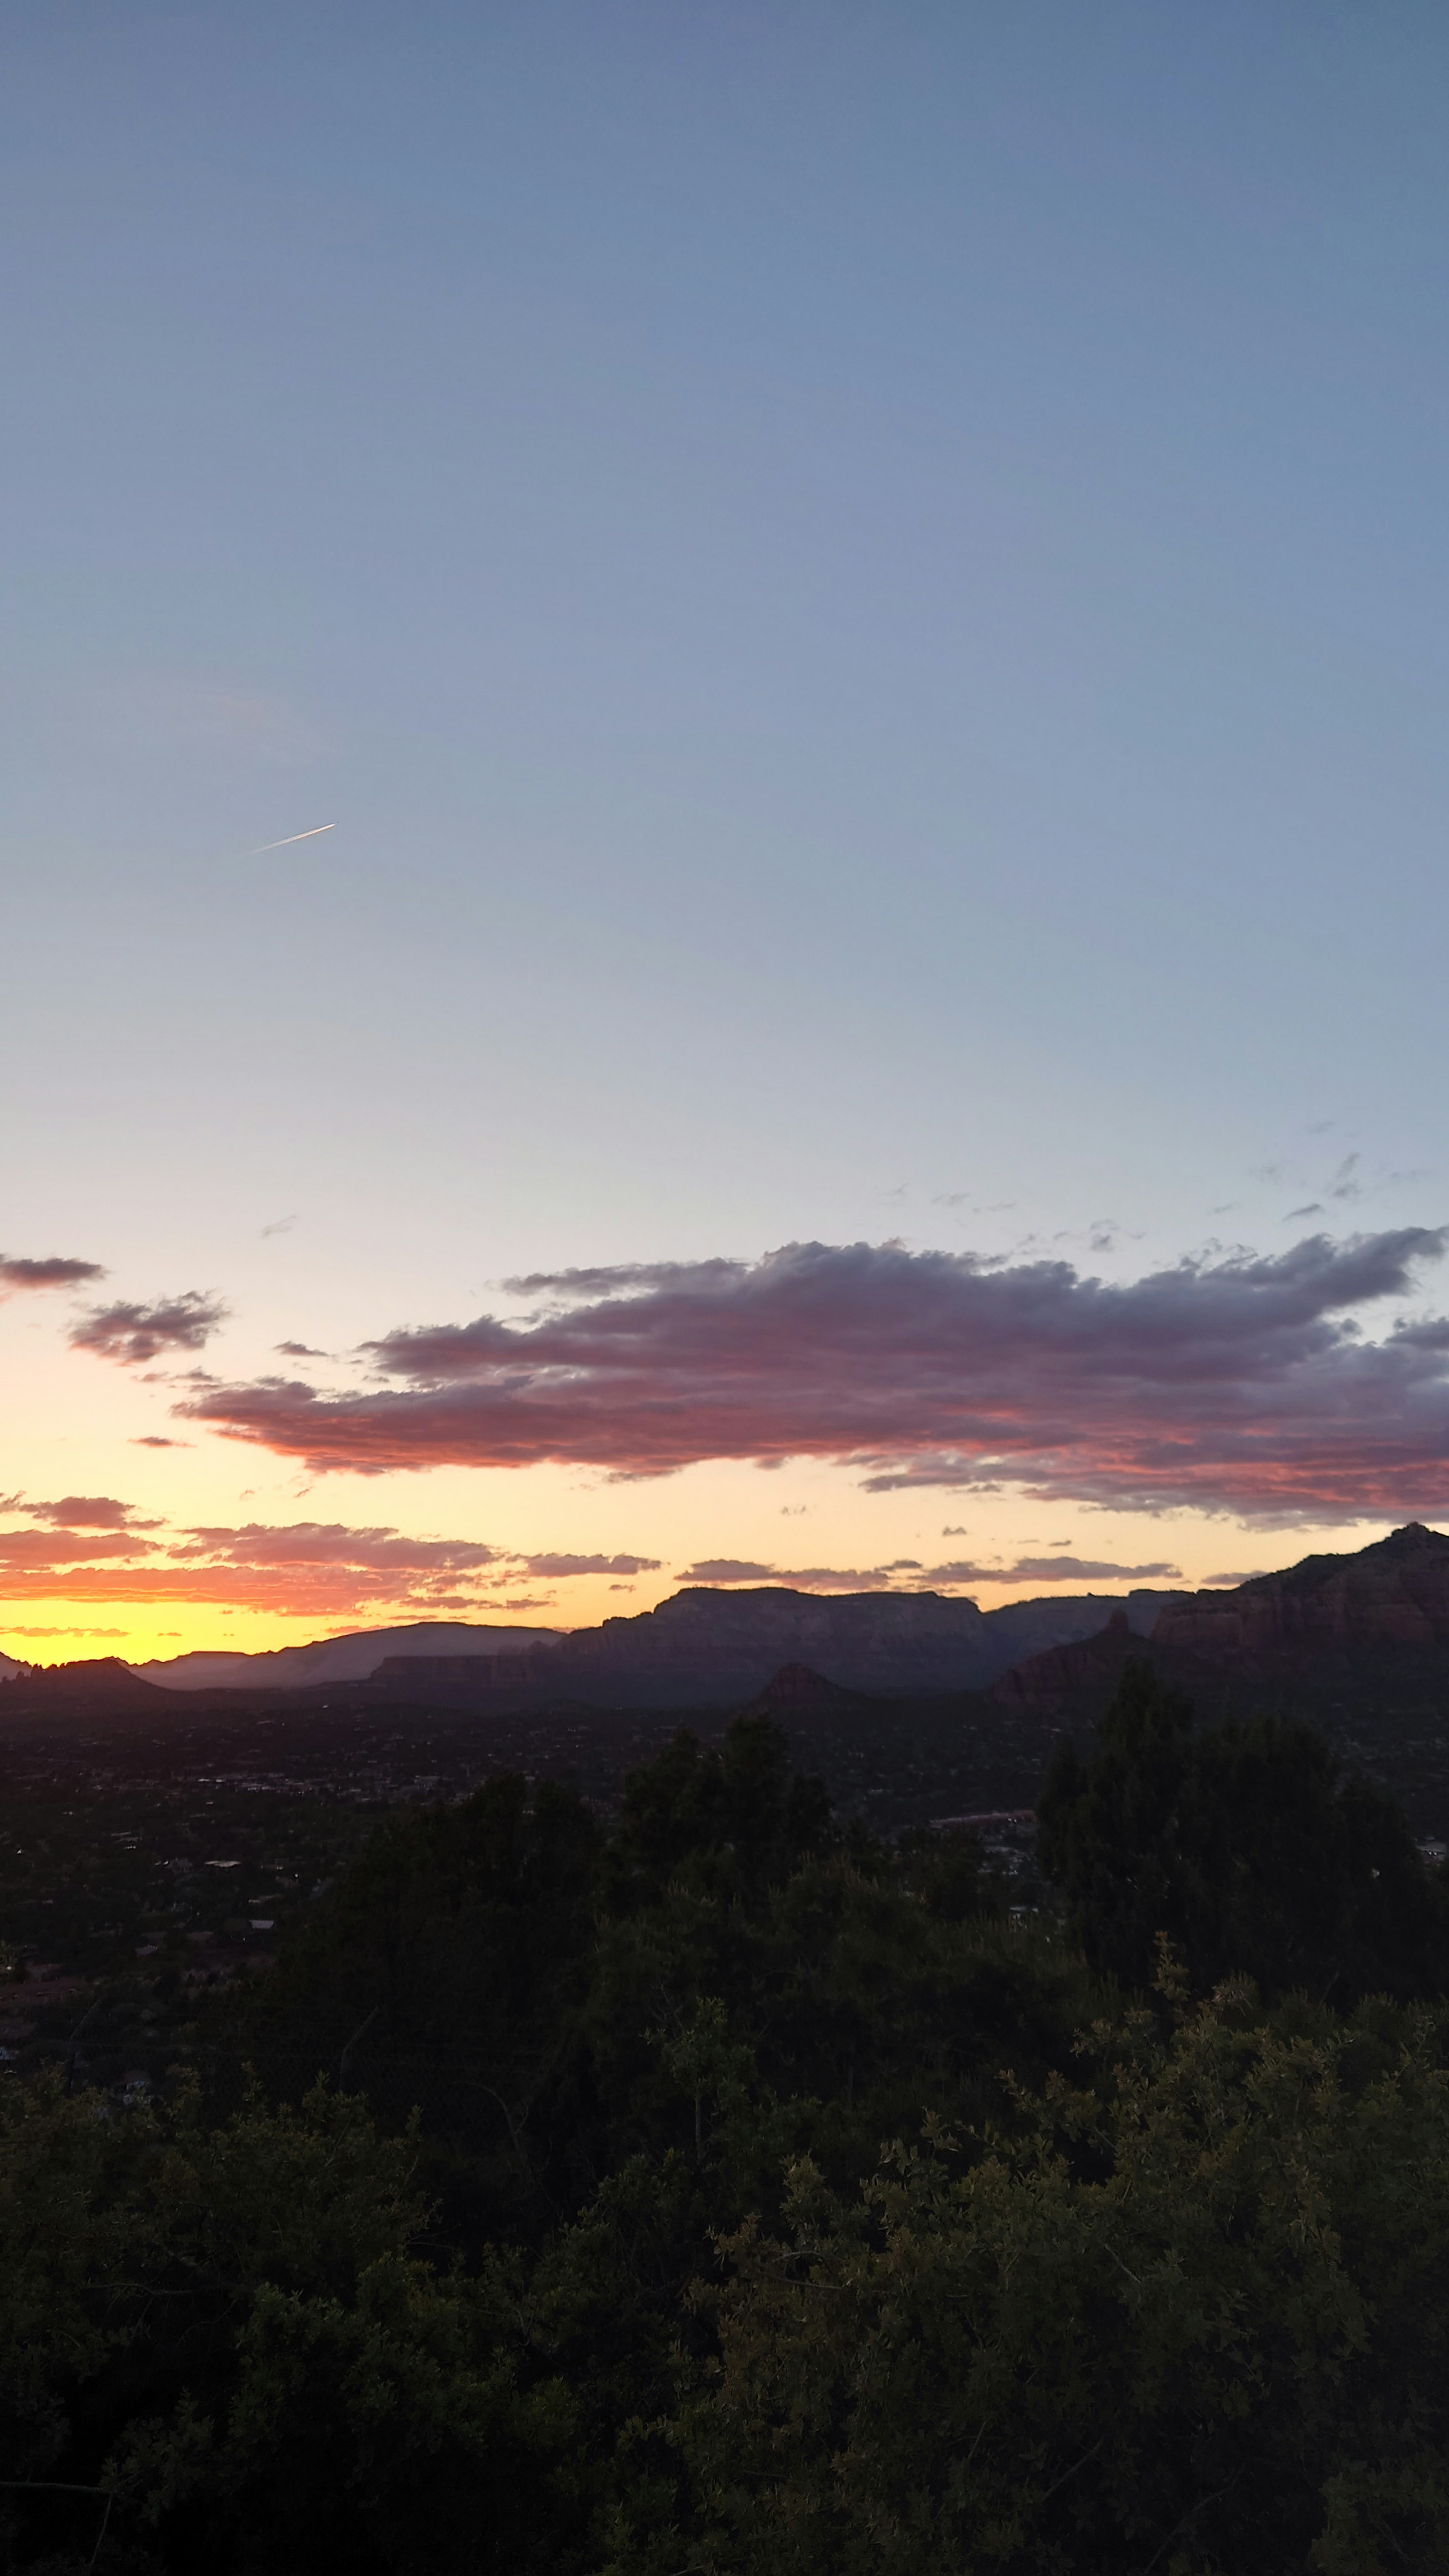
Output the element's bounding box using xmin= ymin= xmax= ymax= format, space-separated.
xmin=0 ymin=1507 xmax=660 ymax=1623
xmin=179 ymin=1230 xmax=1449 ymax=1520
xmin=0 ymin=1253 xmax=105 ymax=1290
xmin=678 ymin=1553 xmax=1181 ymax=1591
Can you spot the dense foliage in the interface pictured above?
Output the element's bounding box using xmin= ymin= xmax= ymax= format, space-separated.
xmin=2 ymin=1681 xmax=1448 ymax=2573
xmin=1037 ymin=1661 xmax=1449 ymax=1999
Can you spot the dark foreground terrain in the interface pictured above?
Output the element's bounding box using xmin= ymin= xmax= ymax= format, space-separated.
xmin=1 ymin=1662 xmax=1448 ymax=2576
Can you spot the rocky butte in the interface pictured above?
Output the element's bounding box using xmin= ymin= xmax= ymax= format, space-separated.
xmin=1152 ymin=1523 xmax=1449 ymax=1661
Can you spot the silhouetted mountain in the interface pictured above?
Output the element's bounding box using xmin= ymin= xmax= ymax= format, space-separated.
xmin=126 ymin=1621 xmax=565 ymax=1692
xmin=744 ymin=1660 xmax=877 ymax=1719
xmin=989 ymin=1527 xmax=1449 ymax=1832
xmin=1153 ymin=1523 xmax=1449 ymax=1660
xmin=0 ymin=1656 xmax=172 ymax=1716
xmin=0 ymin=1587 xmax=1187 ymax=1713
xmin=361 ymin=1583 xmax=1182 ymax=1710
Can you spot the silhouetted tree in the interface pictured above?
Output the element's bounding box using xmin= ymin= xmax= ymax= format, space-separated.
xmin=1037 ymin=1658 xmax=1447 ymax=1999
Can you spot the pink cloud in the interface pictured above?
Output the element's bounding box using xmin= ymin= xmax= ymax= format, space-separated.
xmin=923 ymin=1556 xmax=1182 ymax=1584
xmin=0 ymin=1509 xmax=651 ymax=1622
xmin=168 ymin=1521 xmax=504 ymax=1573
xmin=0 ymin=1529 xmax=162 ymax=1569
xmin=679 ymin=1560 xmax=904 ymax=1592
xmin=177 ymin=1229 xmax=1449 ymax=1522
xmin=72 ymin=1292 xmax=228 ymax=1364
xmin=20 ymin=1496 xmax=160 ymax=1531
xmin=0 ymin=1253 xmax=106 ymax=1290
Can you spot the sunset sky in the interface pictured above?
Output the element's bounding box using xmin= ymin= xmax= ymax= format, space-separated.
xmin=6 ymin=3 xmax=1449 ymax=1662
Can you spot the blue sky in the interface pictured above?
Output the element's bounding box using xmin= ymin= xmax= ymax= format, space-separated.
xmin=5 ymin=3 xmax=1449 ymax=1652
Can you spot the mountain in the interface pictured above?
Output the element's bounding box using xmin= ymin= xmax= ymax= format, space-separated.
xmin=989 ymin=1606 xmax=1169 ymax=1716
xmin=0 ymin=1590 xmax=1187 ymax=1714
xmin=986 ymin=1526 xmax=1449 ymax=1832
xmin=124 ymin=1621 xmax=565 ymax=1692
xmin=360 ymin=1583 xmax=1183 ymax=1710
xmin=0 ymin=1656 xmax=174 ymax=1716
xmin=1152 ymin=1523 xmax=1449 ymax=1659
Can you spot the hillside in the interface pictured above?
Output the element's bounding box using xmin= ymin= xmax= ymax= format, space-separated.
xmin=126 ymin=1621 xmax=565 ymax=1692
xmin=991 ymin=1524 xmax=1449 ymax=1831
xmin=2 ymin=1587 xmax=1181 ymax=1712
xmin=357 ymin=1582 xmax=1183 ymax=1709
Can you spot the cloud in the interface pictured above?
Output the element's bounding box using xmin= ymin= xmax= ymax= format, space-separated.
xmin=679 ymin=1559 xmax=777 ymax=1584
xmin=3 ymin=1626 xmax=127 ymax=1638
xmin=276 ymin=1340 xmax=325 ymax=1358
xmin=72 ymin=1292 xmax=228 ymax=1365
xmin=680 ymin=1559 xmax=908 ymax=1592
xmin=0 ymin=1253 xmax=106 ymax=1290
xmin=130 ymin=1436 xmax=190 ymax=1448
xmin=675 ymin=1551 xmax=1180 ymax=1593
xmin=0 ymin=1527 xmax=163 ymax=1569
xmin=177 ymin=1228 xmax=1449 ymax=1522
xmin=518 ymin=1552 xmax=662 ymax=1578
xmin=167 ymin=1522 xmax=504 ymax=1575
xmin=0 ymin=1509 xmax=657 ymax=1622
xmin=923 ymin=1556 xmax=1183 ymax=1585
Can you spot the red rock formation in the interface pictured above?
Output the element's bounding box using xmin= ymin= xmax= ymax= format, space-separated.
xmin=1154 ymin=1524 xmax=1449 ymax=1664
xmin=988 ymin=1607 xmax=1154 ymax=1716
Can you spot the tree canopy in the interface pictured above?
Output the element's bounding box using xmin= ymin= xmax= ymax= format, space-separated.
xmin=1036 ymin=1658 xmax=1449 ymax=2001
xmin=2 ymin=1701 xmax=1447 ymax=2572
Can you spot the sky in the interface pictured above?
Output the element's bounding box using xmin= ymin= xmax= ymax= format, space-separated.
xmin=5 ymin=0 xmax=1449 ymax=1661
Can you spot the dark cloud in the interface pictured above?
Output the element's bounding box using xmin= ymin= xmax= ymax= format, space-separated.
xmin=519 ymin=1552 xmax=662 ymax=1578
xmin=130 ymin=1436 xmax=189 ymax=1448
xmin=72 ymin=1292 xmax=228 ymax=1365
xmin=679 ymin=1559 xmax=904 ymax=1592
xmin=924 ymin=1556 xmax=1183 ymax=1585
xmin=677 ymin=1552 xmax=1178 ymax=1592
xmin=21 ymin=1496 xmax=159 ymax=1531
xmin=276 ymin=1340 xmax=326 ymax=1358
xmin=168 ymin=1522 xmax=504 ymax=1573
xmin=504 ymin=1258 xmax=746 ymax=1301
xmin=177 ymin=1229 xmax=1449 ymax=1521
xmin=679 ymin=1559 xmax=777 ymax=1583
xmin=0 ymin=1253 xmax=106 ymax=1291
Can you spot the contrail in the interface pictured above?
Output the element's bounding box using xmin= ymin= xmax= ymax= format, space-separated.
xmin=243 ymin=823 xmax=336 ymax=856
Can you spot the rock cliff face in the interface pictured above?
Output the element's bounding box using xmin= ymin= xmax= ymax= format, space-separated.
xmin=375 ymin=1588 xmax=999 ymax=1708
xmin=0 ymin=1657 xmax=170 ymax=1716
xmin=978 ymin=1527 xmax=1449 ymax=1833
xmin=369 ymin=1584 xmax=1181 ymax=1711
xmin=1153 ymin=1524 xmax=1449 ymax=1663
xmin=988 ymin=1608 xmax=1155 ymax=1715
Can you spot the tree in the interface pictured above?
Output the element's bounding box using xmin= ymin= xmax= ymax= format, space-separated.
xmin=1036 ymin=1660 xmax=1447 ymax=2001
xmin=679 ymin=1985 xmax=1449 ymax=2576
